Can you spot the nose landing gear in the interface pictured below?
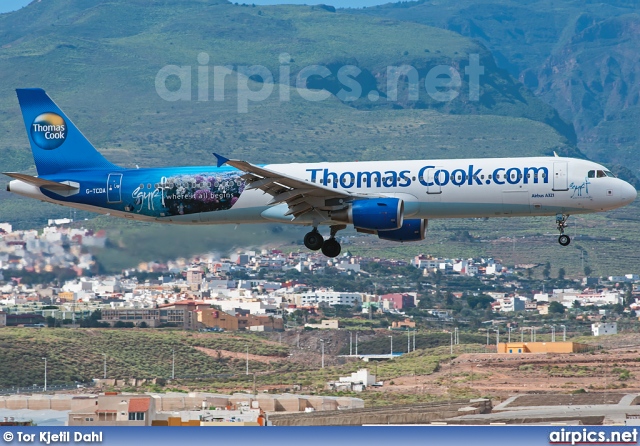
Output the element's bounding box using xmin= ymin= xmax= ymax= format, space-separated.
xmin=556 ymin=214 xmax=571 ymax=246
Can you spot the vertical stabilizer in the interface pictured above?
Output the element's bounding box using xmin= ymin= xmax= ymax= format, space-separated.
xmin=16 ymin=88 xmax=120 ymax=175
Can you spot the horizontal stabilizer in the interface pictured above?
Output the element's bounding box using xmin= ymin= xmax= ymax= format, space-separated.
xmin=4 ymin=172 xmax=80 ymax=196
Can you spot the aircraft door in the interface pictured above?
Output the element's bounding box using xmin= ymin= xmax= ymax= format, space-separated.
xmin=552 ymin=162 xmax=569 ymax=191
xmin=107 ymin=173 xmax=123 ymax=203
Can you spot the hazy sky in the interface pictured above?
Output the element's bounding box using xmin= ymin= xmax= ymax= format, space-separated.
xmin=0 ymin=0 xmax=31 ymax=13
xmin=0 ymin=0 xmax=390 ymax=14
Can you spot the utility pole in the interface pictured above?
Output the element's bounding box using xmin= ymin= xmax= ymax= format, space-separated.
xmin=561 ymin=325 xmax=566 ymax=342
xmin=43 ymin=357 xmax=47 ymax=392
xmin=551 ymin=326 xmax=556 ymax=342
xmin=407 ymin=328 xmax=410 ymax=353
xmin=172 ymin=349 xmax=175 ymax=380
xmin=508 ymin=327 xmax=512 ymax=343
xmin=245 ymin=345 xmax=249 ymax=375
xmin=388 ymin=335 xmax=393 ymax=358
xmin=103 ymin=353 xmax=107 ymax=379
xmin=413 ymin=330 xmax=416 ymax=352
xmin=321 ymin=340 xmax=325 ymax=368
xmin=495 ymin=329 xmax=499 ymax=350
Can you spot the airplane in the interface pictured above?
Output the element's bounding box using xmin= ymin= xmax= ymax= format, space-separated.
xmin=5 ymin=88 xmax=637 ymax=258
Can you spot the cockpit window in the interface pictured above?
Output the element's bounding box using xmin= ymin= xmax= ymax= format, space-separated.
xmin=588 ymin=169 xmax=616 ymax=179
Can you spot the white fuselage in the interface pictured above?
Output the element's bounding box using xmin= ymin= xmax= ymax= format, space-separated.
xmin=8 ymin=156 xmax=637 ymax=226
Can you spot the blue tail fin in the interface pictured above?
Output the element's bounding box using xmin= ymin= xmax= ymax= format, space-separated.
xmin=16 ymin=89 xmax=121 ymax=176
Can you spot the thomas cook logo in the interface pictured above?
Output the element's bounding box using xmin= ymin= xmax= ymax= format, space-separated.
xmin=30 ymin=113 xmax=67 ymax=150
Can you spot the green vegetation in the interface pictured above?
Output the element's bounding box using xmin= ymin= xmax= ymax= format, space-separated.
xmin=0 ymin=0 xmax=577 ymax=229
xmin=352 ymin=0 xmax=640 ymax=175
xmin=0 ymin=328 xmax=288 ymax=387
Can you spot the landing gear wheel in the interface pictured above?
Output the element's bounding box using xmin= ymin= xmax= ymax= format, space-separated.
xmin=321 ymin=238 xmax=341 ymax=258
xmin=558 ymin=234 xmax=571 ymax=246
xmin=304 ymin=230 xmax=324 ymax=251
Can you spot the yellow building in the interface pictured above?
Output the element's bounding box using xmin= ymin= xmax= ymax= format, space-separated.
xmin=497 ymin=341 xmax=595 ymax=354
xmin=58 ymin=291 xmax=75 ymax=302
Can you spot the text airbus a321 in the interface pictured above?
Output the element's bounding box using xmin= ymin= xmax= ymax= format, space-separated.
xmin=5 ymin=89 xmax=637 ymax=257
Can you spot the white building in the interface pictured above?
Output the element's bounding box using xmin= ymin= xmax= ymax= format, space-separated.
xmin=592 ymin=322 xmax=617 ymax=336
xmin=339 ymin=369 xmax=376 ymax=387
xmin=298 ymin=290 xmax=362 ymax=307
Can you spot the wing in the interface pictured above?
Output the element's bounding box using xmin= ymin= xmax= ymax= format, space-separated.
xmin=214 ymin=153 xmax=368 ymax=219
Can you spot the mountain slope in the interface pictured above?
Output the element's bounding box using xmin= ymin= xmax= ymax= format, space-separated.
xmin=350 ymin=0 xmax=640 ymax=173
xmin=0 ymin=0 xmax=579 ymax=227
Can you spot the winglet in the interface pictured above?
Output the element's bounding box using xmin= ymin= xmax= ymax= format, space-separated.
xmin=553 ymin=151 xmax=559 ymax=157
xmin=213 ymin=153 xmax=229 ymax=168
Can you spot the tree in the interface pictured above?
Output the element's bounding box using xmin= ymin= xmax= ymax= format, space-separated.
xmin=445 ymin=292 xmax=454 ymax=308
xmin=467 ymin=294 xmax=494 ymax=310
xmin=584 ymin=265 xmax=593 ymax=277
xmin=543 ymin=262 xmax=551 ymax=280
xmin=558 ymin=268 xmax=566 ymax=281
xmin=548 ymin=301 xmax=566 ymax=314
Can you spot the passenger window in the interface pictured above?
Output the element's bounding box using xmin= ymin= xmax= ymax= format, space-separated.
xmin=588 ymin=170 xmax=595 ymax=178
xmin=147 ymin=183 xmax=152 ymax=189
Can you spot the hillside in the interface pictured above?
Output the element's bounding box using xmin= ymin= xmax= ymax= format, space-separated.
xmin=350 ymin=0 xmax=640 ymax=173
xmin=0 ymin=0 xmax=581 ymax=227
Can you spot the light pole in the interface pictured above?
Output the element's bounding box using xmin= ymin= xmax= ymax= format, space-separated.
xmin=172 ymin=349 xmax=175 ymax=380
xmin=486 ymin=329 xmax=489 ymax=345
xmin=508 ymin=327 xmax=512 ymax=343
xmin=245 ymin=345 xmax=249 ymax=375
xmin=388 ymin=335 xmax=393 ymax=358
xmin=407 ymin=328 xmax=410 ymax=353
xmin=413 ymin=330 xmax=416 ymax=352
xmin=355 ymin=332 xmax=358 ymax=356
xmin=102 ymin=353 xmax=107 ymax=379
xmin=350 ymin=332 xmax=353 ymax=356
xmin=560 ymin=325 xmax=566 ymax=342
xmin=533 ymin=327 xmax=536 ymax=342
xmin=321 ymin=340 xmax=325 ymax=368
xmin=551 ymin=326 xmax=556 ymax=342
xmin=42 ymin=357 xmax=47 ymax=392
xmin=520 ymin=327 xmax=524 ymax=343
xmin=495 ymin=329 xmax=499 ymax=351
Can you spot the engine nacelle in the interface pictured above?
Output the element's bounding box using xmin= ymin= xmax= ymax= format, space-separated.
xmin=377 ymin=219 xmax=427 ymax=242
xmin=331 ymin=198 xmax=404 ymax=231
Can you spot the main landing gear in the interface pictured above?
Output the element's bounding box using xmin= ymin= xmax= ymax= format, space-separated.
xmin=556 ymin=214 xmax=571 ymax=246
xmin=303 ymin=225 xmax=345 ymax=258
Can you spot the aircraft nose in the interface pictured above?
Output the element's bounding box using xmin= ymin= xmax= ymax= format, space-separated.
xmin=621 ymin=181 xmax=637 ymax=205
